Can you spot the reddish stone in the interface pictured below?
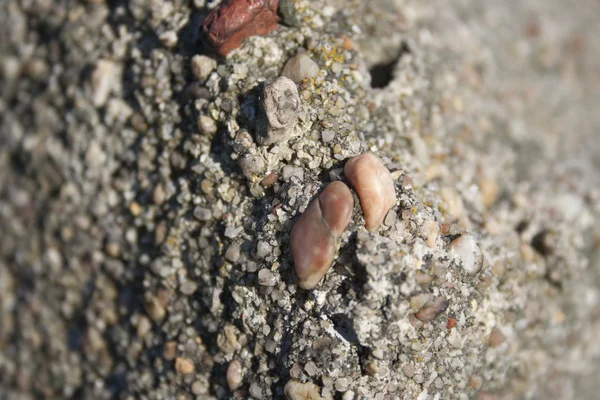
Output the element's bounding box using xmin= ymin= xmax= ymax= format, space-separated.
xmin=202 ymin=0 xmax=280 ymax=57
xmin=446 ymin=317 xmax=456 ymax=329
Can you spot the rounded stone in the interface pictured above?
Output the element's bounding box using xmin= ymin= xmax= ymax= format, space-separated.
xmin=449 ymin=233 xmax=483 ymax=274
xmin=227 ymin=360 xmax=243 ymax=390
xmin=282 ymin=53 xmax=319 ymax=83
xmin=290 ymin=181 xmax=354 ymax=289
xmin=191 ymin=55 xmax=216 ymax=80
xmin=344 ymin=153 xmax=396 ymax=231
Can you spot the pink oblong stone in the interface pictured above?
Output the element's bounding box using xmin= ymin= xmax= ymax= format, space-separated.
xmin=290 ymin=182 xmax=354 ymax=289
xmin=318 ymin=181 xmax=354 ymax=238
xmin=344 ymin=153 xmax=396 ymax=231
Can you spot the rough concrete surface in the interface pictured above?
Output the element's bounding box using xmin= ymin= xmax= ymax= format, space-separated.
xmin=1 ymin=0 xmax=599 ymax=399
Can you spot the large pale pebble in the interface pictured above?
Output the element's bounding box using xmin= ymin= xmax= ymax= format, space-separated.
xmin=344 ymin=153 xmax=396 ymax=231
xmin=290 ymin=182 xmax=353 ymax=289
xmin=284 ymin=380 xmax=326 ymax=400
xmin=449 ymin=233 xmax=483 ymax=274
xmin=226 ymin=360 xmax=243 ymax=390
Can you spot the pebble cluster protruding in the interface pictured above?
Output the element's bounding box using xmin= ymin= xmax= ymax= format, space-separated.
xmin=291 ymin=153 xmax=398 ymax=289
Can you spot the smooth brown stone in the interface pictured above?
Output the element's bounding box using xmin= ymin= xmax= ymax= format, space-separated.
xmin=290 ymin=182 xmax=353 ymax=289
xmin=202 ymin=0 xmax=280 ymax=57
xmin=344 ymin=153 xmax=396 ymax=231
xmin=318 ymin=181 xmax=354 ymax=237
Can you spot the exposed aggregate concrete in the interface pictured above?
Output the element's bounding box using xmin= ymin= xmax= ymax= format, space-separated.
xmin=1 ymin=0 xmax=600 ymax=399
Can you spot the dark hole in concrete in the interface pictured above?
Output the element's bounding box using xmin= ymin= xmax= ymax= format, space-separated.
xmin=330 ymin=313 xmax=360 ymax=344
xmin=368 ymin=41 xmax=411 ymax=88
xmin=369 ymin=61 xmax=396 ymax=88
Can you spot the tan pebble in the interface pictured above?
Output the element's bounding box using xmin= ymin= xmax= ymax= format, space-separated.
xmin=198 ymin=115 xmax=217 ymax=135
xmin=468 ymin=374 xmax=483 ymax=390
xmin=284 ymin=380 xmax=326 ymax=400
xmin=420 ymin=220 xmax=440 ymax=248
xmin=260 ymin=172 xmax=278 ymax=187
xmin=106 ymin=242 xmax=120 ymax=258
xmin=129 ymin=202 xmax=142 ymax=216
xmin=415 ymin=296 xmax=449 ymax=322
xmin=227 ymin=360 xmax=243 ymax=390
xmin=144 ymin=295 xmax=166 ymax=322
xmin=290 ymin=182 xmax=353 ymax=289
xmin=175 ymin=357 xmax=195 ymax=374
xmin=488 ymin=329 xmax=505 ymax=347
xmin=341 ymin=35 xmax=354 ymax=50
xmin=344 ymin=153 xmax=396 ymax=231
xmin=200 ymin=179 xmax=213 ymax=195
xmin=217 ymin=324 xmax=240 ymax=354
xmin=440 ymin=187 xmax=464 ymax=220
xmin=136 ymin=315 xmax=152 ymax=338
xmin=153 ymin=184 xmax=166 ymax=205
xmin=163 ymin=341 xmax=177 ymax=360
xmin=191 ymin=55 xmax=216 ymax=81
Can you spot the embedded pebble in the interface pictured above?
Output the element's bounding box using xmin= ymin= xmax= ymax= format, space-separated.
xmin=191 ymin=55 xmax=216 ymax=80
xmin=449 ymin=233 xmax=483 ymax=274
xmin=239 ymin=154 xmax=266 ymax=181
xmin=256 ymin=241 xmax=272 ymax=258
xmin=384 ymin=209 xmax=397 ymax=227
xmin=257 ymin=76 xmax=301 ymax=146
xmin=175 ymin=357 xmax=195 ymax=375
xmin=159 ymin=31 xmax=178 ymax=48
xmin=282 ymin=53 xmax=320 ymax=83
xmin=91 ymin=59 xmax=120 ymax=107
xmin=249 ymin=382 xmax=263 ymax=398
xmin=193 ymin=207 xmax=213 ymax=221
xmin=227 ymin=360 xmax=243 ymax=390
xmin=344 ymin=153 xmax=396 ymax=231
xmin=321 ymin=129 xmax=335 ymax=143
xmin=258 ymin=269 xmax=277 ymax=286
xmin=488 ymin=329 xmax=506 ymax=347
xmin=420 ymin=220 xmax=440 ymax=248
xmin=261 ymin=172 xmax=278 ymax=187
xmin=291 ymin=181 xmax=354 ymax=289
xmin=284 ymin=379 xmax=326 ymax=400
xmin=225 ymin=242 xmax=241 ymax=262
xmin=415 ymin=296 xmax=449 ymax=322
xmin=144 ymin=296 xmax=166 ymax=322
xmin=440 ymin=187 xmax=464 ymax=220
xmin=282 ymin=165 xmax=304 ymax=181
xmin=198 ymin=115 xmax=217 ymax=135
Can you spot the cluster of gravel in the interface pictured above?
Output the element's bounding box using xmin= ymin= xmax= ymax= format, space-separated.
xmin=1 ymin=0 xmax=600 ymax=399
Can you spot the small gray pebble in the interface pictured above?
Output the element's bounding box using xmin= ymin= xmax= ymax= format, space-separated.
xmin=321 ymin=130 xmax=335 ymax=143
xmin=256 ymin=241 xmax=272 ymax=258
xmin=282 ymin=53 xmax=319 ymax=83
xmin=225 ymin=242 xmax=241 ymax=262
xmin=258 ymin=269 xmax=277 ymax=286
xmin=194 ymin=207 xmax=212 ymax=221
